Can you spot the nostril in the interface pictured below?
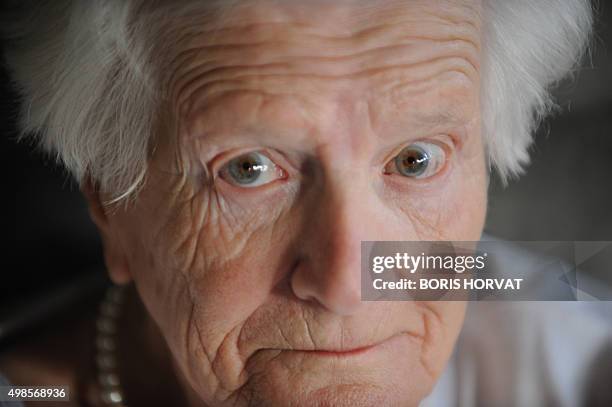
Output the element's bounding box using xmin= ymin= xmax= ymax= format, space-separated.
xmin=320 ymin=283 xmax=362 ymax=316
xmin=290 ymin=258 xmax=363 ymax=315
xmin=290 ymin=260 xmax=315 ymax=302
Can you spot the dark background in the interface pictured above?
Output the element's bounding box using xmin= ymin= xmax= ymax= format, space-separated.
xmin=1 ymin=3 xmax=611 ymax=345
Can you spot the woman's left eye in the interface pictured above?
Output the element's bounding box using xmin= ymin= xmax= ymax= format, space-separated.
xmin=384 ymin=141 xmax=447 ymax=179
xmin=218 ymin=151 xmax=286 ymax=188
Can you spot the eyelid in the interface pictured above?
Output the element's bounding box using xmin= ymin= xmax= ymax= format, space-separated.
xmin=381 ymin=135 xmax=455 ymax=166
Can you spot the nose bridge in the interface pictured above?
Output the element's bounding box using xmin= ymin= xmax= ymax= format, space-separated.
xmin=307 ymin=99 xmax=375 ymax=255
xmin=318 ymin=181 xmax=364 ymax=273
xmin=290 ymin=171 xmax=376 ymax=315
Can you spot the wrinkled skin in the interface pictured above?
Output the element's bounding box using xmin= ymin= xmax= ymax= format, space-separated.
xmin=86 ymin=1 xmax=487 ymax=406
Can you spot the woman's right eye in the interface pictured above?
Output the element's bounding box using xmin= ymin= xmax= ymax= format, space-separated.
xmin=218 ymin=151 xmax=286 ymax=188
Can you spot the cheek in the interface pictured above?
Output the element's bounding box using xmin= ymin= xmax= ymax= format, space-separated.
xmin=118 ymin=179 xmax=302 ymax=401
xmin=416 ymin=301 xmax=467 ymax=379
xmin=440 ymin=177 xmax=487 ymax=240
xmin=390 ymin=147 xmax=487 ymax=240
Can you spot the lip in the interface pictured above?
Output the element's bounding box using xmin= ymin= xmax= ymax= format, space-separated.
xmin=293 ymin=332 xmax=409 ymax=358
xmin=306 ymin=343 xmax=377 ymax=357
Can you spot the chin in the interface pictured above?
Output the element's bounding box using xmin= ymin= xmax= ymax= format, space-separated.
xmin=236 ymin=333 xmax=435 ymax=407
xmin=241 ymin=373 xmax=429 ymax=407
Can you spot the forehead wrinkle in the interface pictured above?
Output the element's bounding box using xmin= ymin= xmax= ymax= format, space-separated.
xmin=172 ymin=34 xmax=478 ymax=93
xmin=181 ymin=0 xmax=481 ymax=41
xmin=166 ymin=23 xmax=479 ymax=105
xmin=170 ymin=19 xmax=480 ymax=52
xmin=184 ymin=89 xmax=319 ymax=151
xmin=177 ymin=60 xmax=479 ymax=149
xmin=183 ymin=68 xmax=475 ymax=157
xmin=365 ymin=72 xmax=477 ymax=144
xmin=167 ymin=1 xmax=481 ymax=105
xmin=164 ymin=1 xmax=482 ymax=153
xmin=169 ymin=24 xmax=479 ymax=99
xmin=176 ymin=52 xmax=477 ymax=126
xmin=173 ymin=37 xmax=479 ymax=121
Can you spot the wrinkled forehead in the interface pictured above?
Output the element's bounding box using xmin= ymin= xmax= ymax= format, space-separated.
xmin=151 ymin=0 xmax=483 ymax=152
xmin=195 ymin=0 xmax=482 ymax=35
xmin=161 ymin=0 xmax=483 ymax=91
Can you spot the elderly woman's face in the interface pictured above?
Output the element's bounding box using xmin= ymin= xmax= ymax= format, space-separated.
xmin=97 ymin=0 xmax=486 ymax=405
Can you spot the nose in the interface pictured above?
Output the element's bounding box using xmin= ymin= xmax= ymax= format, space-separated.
xmin=290 ymin=182 xmax=384 ymax=316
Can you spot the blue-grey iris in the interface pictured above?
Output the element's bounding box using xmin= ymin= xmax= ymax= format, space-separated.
xmin=394 ymin=145 xmax=430 ymax=177
xmin=227 ymin=153 xmax=266 ymax=185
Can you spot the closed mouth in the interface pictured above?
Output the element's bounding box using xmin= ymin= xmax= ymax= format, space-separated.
xmin=248 ymin=331 xmax=421 ymax=364
xmin=292 ymin=332 xmax=412 ymax=358
xmin=304 ymin=344 xmax=377 ymax=357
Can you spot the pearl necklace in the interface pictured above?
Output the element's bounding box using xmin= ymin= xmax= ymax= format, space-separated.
xmin=95 ymin=285 xmax=128 ymax=406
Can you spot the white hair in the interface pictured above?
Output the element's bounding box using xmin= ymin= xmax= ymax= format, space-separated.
xmin=480 ymin=1 xmax=593 ymax=181
xmin=2 ymin=0 xmax=593 ymax=202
